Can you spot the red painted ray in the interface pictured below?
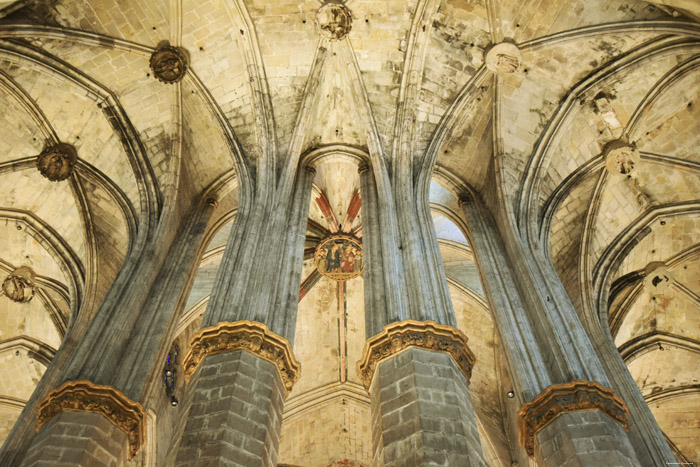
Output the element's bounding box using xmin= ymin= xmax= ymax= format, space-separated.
xmin=299 ymin=268 xmax=322 ymax=302
xmin=341 ymin=189 xmax=361 ymax=233
xmin=315 ymin=190 xmax=340 ymax=232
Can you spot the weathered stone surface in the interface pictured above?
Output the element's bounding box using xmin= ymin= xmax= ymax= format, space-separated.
xmin=21 ymin=411 xmax=128 ymax=467
xmin=0 ymin=0 xmax=697 ymax=465
xmin=603 ymin=140 xmax=641 ymax=176
xmin=1 ymin=266 xmax=35 ymax=303
xmin=535 ymin=410 xmax=639 ymax=467
xmin=316 ymin=3 xmax=352 ymax=41
xmin=371 ymin=348 xmax=485 ymax=467
xmin=174 ymin=350 xmax=285 ymax=467
xmin=485 ymin=42 xmax=522 ymax=74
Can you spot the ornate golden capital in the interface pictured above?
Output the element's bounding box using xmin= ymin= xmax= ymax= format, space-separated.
xmin=183 ymin=320 xmax=301 ymax=394
xmin=518 ymin=380 xmax=630 ymax=457
xmin=356 ymin=320 xmax=476 ymax=390
xmin=37 ymin=380 xmax=146 ymax=459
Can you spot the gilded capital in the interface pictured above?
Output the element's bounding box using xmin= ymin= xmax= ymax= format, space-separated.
xmin=183 ymin=320 xmax=301 ymax=395
xmin=37 ymin=380 xmax=146 ymax=459
xmin=517 ymin=380 xmax=630 ymax=457
xmin=357 ymin=320 xmax=476 ymax=390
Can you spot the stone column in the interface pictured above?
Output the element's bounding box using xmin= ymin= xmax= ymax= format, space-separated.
xmin=21 ymin=381 xmax=145 ymax=466
xmin=358 ymin=321 xmax=484 ymax=466
xmin=22 ymin=412 xmax=129 ymax=467
xmin=459 ymin=194 xmax=549 ymax=402
xmin=359 ymin=164 xmax=485 ymax=466
xmin=173 ymin=166 xmax=314 ymax=466
xmin=460 ymin=193 xmax=642 ymax=465
xmin=17 ymin=198 xmax=216 ymax=466
xmin=174 ymin=323 xmax=299 ymax=466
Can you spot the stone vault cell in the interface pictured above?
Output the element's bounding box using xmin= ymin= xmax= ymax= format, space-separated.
xmin=0 ymin=0 xmax=698 ymax=465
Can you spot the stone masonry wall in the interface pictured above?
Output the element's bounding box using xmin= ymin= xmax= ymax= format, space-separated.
xmin=371 ymin=348 xmax=485 ymax=467
xmin=21 ymin=411 xmax=128 ymax=467
xmin=535 ymin=410 xmax=639 ymax=467
xmin=174 ymin=350 xmax=285 ymax=467
xmin=278 ymin=395 xmax=372 ymax=466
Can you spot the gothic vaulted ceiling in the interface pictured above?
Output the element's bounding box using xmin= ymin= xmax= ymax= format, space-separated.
xmin=0 ymin=0 xmax=699 ymax=463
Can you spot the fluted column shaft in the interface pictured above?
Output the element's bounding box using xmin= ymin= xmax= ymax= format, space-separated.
xmin=13 ymin=196 xmax=216 ymax=466
xmin=461 ymin=193 xmax=644 ymax=465
xmin=174 ymin=166 xmax=314 ymax=466
xmin=360 ymin=163 xmax=485 ymax=466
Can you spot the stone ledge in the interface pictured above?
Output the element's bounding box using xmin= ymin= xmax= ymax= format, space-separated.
xmin=356 ymin=320 xmax=476 ymax=390
xmin=36 ymin=380 xmax=146 ymax=459
xmin=518 ymin=380 xmax=630 ymax=457
xmin=183 ymin=320 xmax=301 ymax=394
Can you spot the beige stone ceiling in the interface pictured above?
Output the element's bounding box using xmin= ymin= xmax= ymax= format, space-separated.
xmin=0 ymin=0 xmax=698 ymax=463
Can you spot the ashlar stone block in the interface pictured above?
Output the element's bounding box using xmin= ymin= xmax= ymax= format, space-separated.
xmin=535 ymin=410 xmax=639 ymax=467
xmin=21 ymin=411 xmax=129 ymax=467
xmin=370 ymin=348 xmax=485 ymax=467
xmin=174 ymin=350 xmax=285 ymax=467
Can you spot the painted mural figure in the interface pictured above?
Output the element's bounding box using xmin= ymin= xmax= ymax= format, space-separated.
xmin=314 ymin=235 xmax=363 ymax=281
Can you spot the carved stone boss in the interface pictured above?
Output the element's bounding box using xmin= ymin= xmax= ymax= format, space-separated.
xmin=149 ymin=45 xmax=188 ymax=84
xmin=37 ymin=380 xmax=147 ymax=459
xmin=357 ymin=320 xmax=476 ymax=390
xmin=36 ymin=143 xmax=77 ymax=182
xmin=2 ymin=266 xmax=36 ymax=303
xmin=518 ymin=380 xmax=630 ymax=457
xmin=316 ymin=2 xmax=352 ymax=40
xmin=485 ymin=42 xmax=522 ymax=74
xmin=183 ymin=320 xmax=301 ymax=394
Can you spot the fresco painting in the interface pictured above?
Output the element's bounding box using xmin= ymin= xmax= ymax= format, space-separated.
xmin=314 ymin=235 xmax=363 ymax=281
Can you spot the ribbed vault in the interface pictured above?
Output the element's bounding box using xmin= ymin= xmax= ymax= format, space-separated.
xmin=0 ymin=0 xmax=698 ymax=464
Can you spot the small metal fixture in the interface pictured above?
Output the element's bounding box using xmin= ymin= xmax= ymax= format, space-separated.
xmin=163 ymin=344 xmax=179 ymax=407
xmin=507 ymin=390 xmax=515 ymax=398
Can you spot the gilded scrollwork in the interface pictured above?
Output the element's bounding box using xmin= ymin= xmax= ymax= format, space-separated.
xmin=183 ymin=320 xmax=301 ymax=395
xmin=356 ymin=320 xmax=476 ymax=390
xmin=517 ymin=380 xmax=630 ymax=457
xmin=36 ymin=380 xmax=146 ymax=459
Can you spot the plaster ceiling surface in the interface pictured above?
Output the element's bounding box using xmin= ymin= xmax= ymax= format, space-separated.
xmin=0 ymin=0 xmax=698 ymax=463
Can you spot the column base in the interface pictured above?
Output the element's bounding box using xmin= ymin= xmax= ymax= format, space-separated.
xmin=21 ymin=379 xmax=145 ymax=465
xmin=370 ymin=348 xmax=485 ymax=467
xmin=519 ymin=380 xmax=639 ymax=466
xmin=535 ymin=410 xmax=638 ymax=467
xmin=21 ymin=411 xmax=129 ymax=466
xmin=174 ymin=350 xmax=285 ymax=467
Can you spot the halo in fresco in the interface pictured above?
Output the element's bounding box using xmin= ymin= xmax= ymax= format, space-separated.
xmin=314 ymin=235 xmax=363 ymax=281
